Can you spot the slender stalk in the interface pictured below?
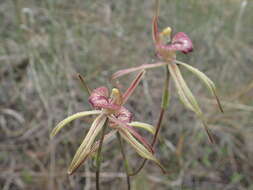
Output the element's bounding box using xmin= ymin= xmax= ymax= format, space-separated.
xmin=95 ymin=119 xmax=108 ymax=190
xmin=78 ymin=73 xmax=91 ymax=96
xmin=152 ymin=66 xmax=170 ymax=146
xmin=117 ymin=132 xmax=131 ymax=190
xmin=129 ymin=65 xmax=170 ymax=176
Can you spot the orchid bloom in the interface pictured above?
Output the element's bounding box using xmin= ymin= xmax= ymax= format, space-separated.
xmin=153 ymin=19 xmax=193 ymax=61
xmin=50 ymin=71 xmax=165 ymax=175
xmin=112 ymin=0 xmax=223 ymax=143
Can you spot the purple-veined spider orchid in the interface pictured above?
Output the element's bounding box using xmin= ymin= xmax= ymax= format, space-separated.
xmin=50 ymin=71 xmax=166 ymax=175
xmin=112 ymin=0 xmax=223 ymax=146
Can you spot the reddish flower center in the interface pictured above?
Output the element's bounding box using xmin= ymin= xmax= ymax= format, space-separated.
xmin=88 ymin=87 xmax=133 ymax=124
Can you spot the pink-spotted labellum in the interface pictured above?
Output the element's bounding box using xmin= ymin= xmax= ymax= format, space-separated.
xmin=153 ymin=19 xmax=193 ymax=61
xmin=50 ymin=71 xmax=166 ymax=174
xmin=112 ymin=0 xmax=223 ymax=143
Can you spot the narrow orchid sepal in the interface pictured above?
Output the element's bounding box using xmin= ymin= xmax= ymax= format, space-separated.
xmin=152 ymin=0 xmax=160 ymax=44
xmin=128 ymin=121 xmax=155 ymax=134
xmin=50 ymin=110 xmax=102 ymax=138
xmin=112 ymin=62 xmax=170 ymax=79
xmin=122 ymin=70 xmax=145 ymax=104
xmin=68 ymin=130 xmax=116 ymax=175
xmin=169 ymin=63 xmax=202 ymax=115
xmin=109 ymin=116 xmax=153 ymax=153
xmin=175 ymin=60 xmax=223 ymax=113
xmin=89 ymin=130 xmax=117 ymax=156
xmin=118 ymin=128 xmax=166 ymax=173
xmin=168 ymin=63 xmax=215 ymax=143
xmin=68 ymin=114 xmax=107 ymax=174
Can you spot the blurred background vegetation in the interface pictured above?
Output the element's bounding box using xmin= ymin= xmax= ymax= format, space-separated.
xmin=1 ymin=0 xmax=253 ymax=189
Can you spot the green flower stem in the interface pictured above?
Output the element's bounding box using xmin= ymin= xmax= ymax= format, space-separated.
xmin=129 ymin=65 xmax=170 ymax=176
xmin=152 ymin=65 xmax=170 ymax=146
xmin=161 ymin=65 xmax=170 ymax=109
xmin=95 ymin=119 xmax=108 ymax=190
xmin=117 ymin=132 xmax=131 ymax=190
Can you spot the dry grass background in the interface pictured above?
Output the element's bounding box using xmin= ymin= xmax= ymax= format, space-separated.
xmin=1 ymin=0 xmax=253 ymax=189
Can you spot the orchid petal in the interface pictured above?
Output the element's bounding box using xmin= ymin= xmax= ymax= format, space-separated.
xmin=168 ymin=64 xmax=195 ymax=112
xmin=152 ymin=0 xmax=160 ymax=44
xmin=50 ymin=110 xmax=102 ymax=138
xmin=118 ymin=127 xmax=166 ymax=173
xmin=68 ymin=130 xmax=116 ymax=175
xmin=112 ymin=62 xmax=169 ymax=79
xmin=109 ymin=116 xmax=153 ymax=153
xmin=175 ymin=60 xmax=223 ymax=113
xmin=161 ymin=32 xmax=193 ymax=54
xmin=128 ymin=121 xmax=155 ymax=134
xmin=168 ymin=63 xmax=215 ymax=143
xmin=122 ymin=70 xmax=145 ymax=104
xmin=89 ymin=130 xmax=117 ymax=156
xmin=68 ymin=114 xmax=107 ymax=174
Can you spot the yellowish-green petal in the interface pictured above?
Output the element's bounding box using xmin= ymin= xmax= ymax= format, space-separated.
xmin=128 ymin=121 xmax=155 ymax=134
xmin=118 ymin=126 xmax=166 ymax=173
xmin=175 ymin=60 xmax=223 ymax=112
xmin=68 ymin=114 xmax=107 ymax=174
xmin=168 ymin=63 xmax=215 ymax=143
xmin=168 ymin=63 xmax=200 ymax=114
xmin=68 ymin=130 xmax=116 ymax=175
xmin=50 ymin=110 xmax=102 ymax=138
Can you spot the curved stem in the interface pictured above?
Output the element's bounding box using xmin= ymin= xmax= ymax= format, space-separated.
xmin=129 ymin=66 xmax=170 ymax=176
xmin=117 ymin=132 xmax=131 ymax=190
xmin=95 ymin=119 xmax=108 ymax=190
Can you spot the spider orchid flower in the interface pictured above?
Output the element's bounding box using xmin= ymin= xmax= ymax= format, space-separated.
xmin=50 ymin=71 xmax=165 ymax=175
xmin=112 ymin=0 xmax=223 ymax=143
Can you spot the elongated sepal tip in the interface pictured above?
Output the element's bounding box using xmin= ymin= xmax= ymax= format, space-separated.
xmin=50 ymin=131 xmax=57 ymax=138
